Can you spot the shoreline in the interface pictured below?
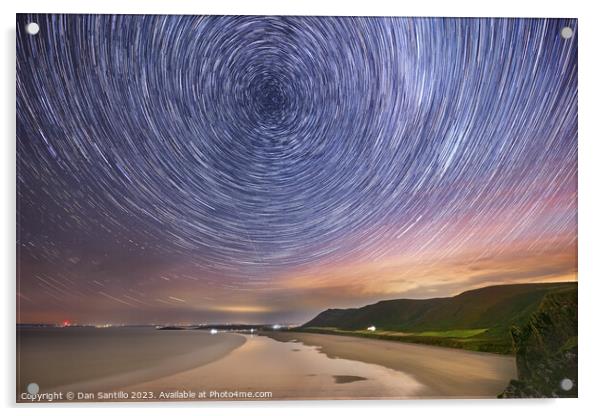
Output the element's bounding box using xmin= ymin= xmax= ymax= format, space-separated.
xmin=291 ymin=327 xmax=515 ymax=355
xmin=125 ymin=331 xmax=516 ymax=400
xmin=18 ymin=328 xmax=517 ymax=402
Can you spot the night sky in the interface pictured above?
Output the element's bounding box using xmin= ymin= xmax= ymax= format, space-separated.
xmin=16 ymin=15 xmax=577 ymax=325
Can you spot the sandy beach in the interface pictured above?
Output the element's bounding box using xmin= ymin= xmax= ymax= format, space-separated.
xmin=125 ymin=332 xmax=425 ymax=400
xmin=18 ymin=327 xmax=517 ymax=402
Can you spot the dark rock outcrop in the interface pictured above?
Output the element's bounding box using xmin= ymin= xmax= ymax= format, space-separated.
xmin=499 ymin=286 xmax=577 ymax=398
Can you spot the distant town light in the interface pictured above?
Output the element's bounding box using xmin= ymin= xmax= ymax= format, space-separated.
xmin=272 ymin=324 xmax=281 ymax=330
xmin=210 ymin=328 xmax=218 ymax=335
xmin=367 ymin=325 xmax=376 ymax=331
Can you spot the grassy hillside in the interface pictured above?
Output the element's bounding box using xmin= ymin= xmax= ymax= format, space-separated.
xmin=298 ymin=282 xmax=576 ymax=353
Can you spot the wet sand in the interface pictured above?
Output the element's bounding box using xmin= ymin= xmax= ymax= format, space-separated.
xmin=265 ymin=331 xmax=517 ymax=398
xmin=125 ymin=333 xmax=425 ymax=400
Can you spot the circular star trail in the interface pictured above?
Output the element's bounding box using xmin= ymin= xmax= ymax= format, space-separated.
xmin=17 ymin=15 xmax=577 ymax=296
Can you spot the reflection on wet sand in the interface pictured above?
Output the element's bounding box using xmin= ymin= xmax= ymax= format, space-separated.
xmin=266 ymin=331 xmax=517 ymax=398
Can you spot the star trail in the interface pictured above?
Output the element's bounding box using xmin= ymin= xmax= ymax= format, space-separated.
xmin=16 ymin=15 xmax=577 ymax=324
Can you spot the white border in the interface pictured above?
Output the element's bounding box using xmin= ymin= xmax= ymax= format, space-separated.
xmin=3 ymin=1 xmax=601 ymax=415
